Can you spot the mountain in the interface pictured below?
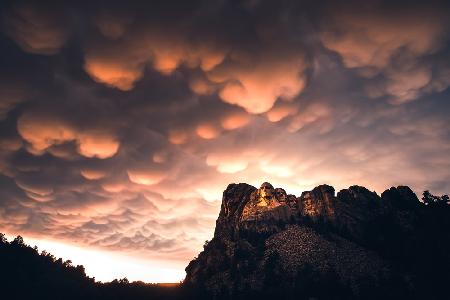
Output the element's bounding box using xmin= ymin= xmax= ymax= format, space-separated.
xmin=1 ymin=183 xmax=449 ymax=300
xmin=185 ymin=182 xmax=450 ymax=299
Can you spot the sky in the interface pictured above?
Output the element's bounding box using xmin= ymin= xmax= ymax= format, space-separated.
xmin=0 ymin=0 xmax=449 ymax=283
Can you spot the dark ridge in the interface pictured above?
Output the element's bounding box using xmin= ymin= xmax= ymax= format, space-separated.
xmin=1 ymin=183 xmax=449 ymax=300
xmin=0 ymin=234 xmax=188 ymax=300
xmin=185 ymin=183 xmax=450 ymax=300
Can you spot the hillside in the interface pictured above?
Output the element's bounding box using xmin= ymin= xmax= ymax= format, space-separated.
xmin=1 ymin=182 xmax=449 ymax=300
xmin=185 ymin=183 xmax=450 ymax=299
xmin=0 ymin=234 xmax=185 ymax=300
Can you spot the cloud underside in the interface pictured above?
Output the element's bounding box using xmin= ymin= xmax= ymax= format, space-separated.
xmin=0 ymin=0 xmax=449 ymax=264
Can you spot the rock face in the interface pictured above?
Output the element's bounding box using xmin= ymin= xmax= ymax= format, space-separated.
xmin=298 ymin=184 xmax=336 ymax=220
xmin=185 ymin=182 xmax=450 ymax=299
xmin=240 ymin=182 xmax=294 ymax=235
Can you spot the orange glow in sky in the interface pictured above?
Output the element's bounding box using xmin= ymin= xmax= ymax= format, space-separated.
xmin=6 ymin=234 xmax=185 ymax=283
xmin=1 ymin=0 xmax=450 ymax=286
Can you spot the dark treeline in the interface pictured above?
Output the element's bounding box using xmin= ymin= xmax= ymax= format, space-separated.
xmin=0 ymin=234 xmax=196 ymax=300
xmin=1 ymin=190 xmax=449 ymax=300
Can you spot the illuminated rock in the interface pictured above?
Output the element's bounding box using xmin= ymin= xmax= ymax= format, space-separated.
xmin=185 ymin=181 xmax=441 ymax=298
xmin=241 ymin=183 xmax=293 ymax=231
xmin=298 ymin=184 xmax=336 ymax=219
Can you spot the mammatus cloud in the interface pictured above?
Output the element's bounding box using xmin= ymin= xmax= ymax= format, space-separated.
xmin=94 ymin=10 xmax=133 ymax=40
xmin=196 ymin=123 xmax=220 ymax=139
xmin=83 ymin=40 xmax=307 ymax=114
xmin=80 ymin=169 xmax=107 ymax=180
xmin=287 ymin=103 xmax=331 ymax=132
xmin=127 ymin=168 xmax=166 ymax=186
xmin=81 ymin=3 xmax=311 ymax=114
xmin=84 ymin=57 xmax=144 ymax=91
xmin=2 ymin=3 xmax=67 ymax=55
xmin=220 ymin=112 xmax=251 ymax=130
xmin=83 ymin=29 xmax=226 ymax=92
xmin=0 ymin=0 xmax=449 ymax=280
xmin=17 ymin=112 xmax=120 ymax=159
xmin=168 ymin=130 xmax=189 ymax=145
xmin=321 ymin=6 xmax=450 ymax=103
xmin=266 ymin=103 xmax=298 ymax=123
xmin=0 ymin=83 xmax=26 ymax=120
xmin=208 ymin=53 xmax=307 ymax=113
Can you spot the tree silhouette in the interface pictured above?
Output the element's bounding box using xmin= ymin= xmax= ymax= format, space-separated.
xmin=1 ymin=184 xmax=450 ymax=300
xmin=422 ymin=190 xmax=450 ymax=205
xmin=0 ymin=235 xmax=186 ymax=300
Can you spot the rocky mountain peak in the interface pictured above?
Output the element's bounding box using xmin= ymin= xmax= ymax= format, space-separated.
xmin=185 ymin=182 xmax=450 ymax=299
xmin=253 ymin=182 xmax=278 ymax=207
xmin=241 ymin=182 xmax=292 ymax=224
xmin=214 ymin=182 xmax=413 ymax=240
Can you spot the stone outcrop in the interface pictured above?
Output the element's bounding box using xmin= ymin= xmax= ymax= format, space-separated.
xmin=185 ymin=182 xmax=450 ymax=299
xmin=381 ymin=186 xmax=420 ymax=210
xmin=239 ymin=183 xmax=293 ymax=234
xmin=298 ymin=184 xmax=336 ymax=220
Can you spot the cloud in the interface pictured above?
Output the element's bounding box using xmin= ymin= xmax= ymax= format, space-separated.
xmin=0 ymin=136 xmax=22 ymax=152
xmin=101 ymin=182 xmax=126 ymax=193
xmin=207 ymin=52 xmax=307 ymax=113
xmin=80 ymin=169 xmax=107 ymax=180
xmin=94 ymin=10 xmax=133 ymax=40
xmin=206 ymin=153 xmax=249 ymax=174
xmin=196 ymin=123 xmax=220 ymax=140
xmin=320 ymin=5 xmax=449 ymax=102
xmin=0 ymin=83 xmax=26 ymax=120
xmin=17 ymin=112 xmax=120 ymax=159
xmin=384 ymin=64 xmax=432 ymax=103
xmin=127 ymin=168 xmax=166 ymax=186
xmin=168 ymin=130 xmax=189 ymax=145
xmin=2 ymin=3 xmax=68 ymax=55
xmin=84 ymin=57 xmax=144 ymax=91
xmin=80 ymin=3 xmax=309 ymax=114
xmin=220 ymin=112 xmax=251 ymax=130
xmin=83 ymin=25 xmax=226 ymax=91
xmin=15 ymin=179 xmax=53 ymax=197
xmin=77 ymin=134 xmax=120 ymax=159
xmin=0 ymin=0 xmax=449 ymax=276
xmin=266 ymin=103 xmax=299 ymax=122
xmin=321 ymin=9 xmax=444 ymax=70
xmin=288 ymin=103 xmax=331 ymax=132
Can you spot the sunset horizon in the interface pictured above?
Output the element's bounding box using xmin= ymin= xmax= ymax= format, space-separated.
xmin=0 ymin=0 xmax=449 ymax=299
xmin=3 ymin=180 xmax=434 ymax=284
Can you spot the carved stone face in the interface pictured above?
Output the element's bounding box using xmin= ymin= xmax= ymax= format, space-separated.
xmin=243 ymin=183 xmax=283 ymax=214
xmin=257 ymin=182 xmax=274 ymax=206
xmin=260 ymin=182 xmax=273 ymax=190
xmin=260 ymin=185 xmax=273 ymax=200
xmin=274 ymin=188 xmax=287 ymax=203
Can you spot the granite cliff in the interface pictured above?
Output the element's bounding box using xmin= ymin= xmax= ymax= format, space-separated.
xmin=185 ymin=182 xmax=450 ymax=299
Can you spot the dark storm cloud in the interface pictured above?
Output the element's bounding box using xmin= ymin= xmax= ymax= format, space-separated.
xmin=0 ymin=0 xmax=449 ymax=262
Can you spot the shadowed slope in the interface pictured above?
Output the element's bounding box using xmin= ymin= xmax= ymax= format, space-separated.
xmin=185 ymin=183 xmax=450 ymax=299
